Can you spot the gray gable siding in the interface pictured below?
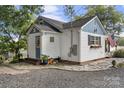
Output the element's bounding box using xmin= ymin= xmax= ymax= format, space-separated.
xmin=82 ymin=18 xmax=105 ymax=35
xmin=30 ymin=27 xmax=40 ymax=34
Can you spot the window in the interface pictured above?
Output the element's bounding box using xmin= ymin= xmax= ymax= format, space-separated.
xmin=50 ymin=37 xmax=54 ymax=42
xmin=94 ymin=28 xmax=97 ymax=33
xmin=88 ymin=35 xmax=101 ymax=46
xmin=35 ymin=36 xmax=40 ymax=48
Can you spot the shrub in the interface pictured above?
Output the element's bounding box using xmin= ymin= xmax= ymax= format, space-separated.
xmin=0 ymin=55 xmax=5 ymax=64
xmin=10 ymin=55 xmax=19 ymax=64
xmin=113 ymin=49 xmax=124 ymax=58
xmin=41 ymin=55 xmax=49 ymax=61
xmin=112 ymin=60 xmax=116 ymax=67
xmin=117 ymin=63 xmax=124 ymax=68
xmin=41 ymin=55 xmax=49 ymax=64
xmin=10 ymin=53 xmax=23 ymax=64
xmin=118 ymin=38 xmax=124 ymax=46
xmin=18 ymin=53 xmax=23 ymax=59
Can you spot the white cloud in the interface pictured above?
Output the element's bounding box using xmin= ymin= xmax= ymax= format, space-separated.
xmin=119 ymin=28 xmax=124 ymax=37
xmin=120 ymin=32 xmax=124 ymax=37
xmin=43 ymin=5 xmax=58 ymax=14
xmin=42 ymin=14 xmax=66 ymax=22
xmin=41 ymin=5 xmax=67 ymax=22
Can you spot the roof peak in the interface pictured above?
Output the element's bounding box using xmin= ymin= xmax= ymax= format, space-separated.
xmin=35 ymin=15 xmax=98 ymax=30
xmin=39 ymin=16 xmax=66 ymax=23
xmin=39 ymin=15 xmax=96 ymax=24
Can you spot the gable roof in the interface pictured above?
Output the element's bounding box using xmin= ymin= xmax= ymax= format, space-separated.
xmin=27 ymin=15 xmax=106 ymax=34
xmin=37 ymin=16 xmax=64 ymax=30
xmin=63 ymin=16 xmax=95 ymax=29
xmin=38 ymin=16 xmax=95 ymax=29
xmin=35 ymin=24 xmax=55 ymax=31
xmin=27 ymin=17 xmax=64 ymax=34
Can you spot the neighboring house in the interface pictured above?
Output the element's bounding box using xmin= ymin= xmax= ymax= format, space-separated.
xmin=7 ymin=49 xmax=27 ymax=59
xmin=27 ymin=16 xmax=111 ymax=63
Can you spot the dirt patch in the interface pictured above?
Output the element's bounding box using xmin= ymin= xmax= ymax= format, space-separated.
xmin=0 ymin=66 xmax=29 ymax=75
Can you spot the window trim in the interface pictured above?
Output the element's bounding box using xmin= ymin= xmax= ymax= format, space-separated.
xmin=50 ymin=37 xmax=54 ymax=43
xmin=88 ymin=35 xmax=101 ymax=48
xmin=35 ymin=36 xmax=40 ymax=48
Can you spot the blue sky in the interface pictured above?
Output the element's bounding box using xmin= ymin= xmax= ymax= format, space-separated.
xmin=41 ymin=5 xmax=87 ymax=22
xmin=41 ymin=5 xmax=124 ymax=36
xmin=41 ymin=5 xmax=124 ymax=22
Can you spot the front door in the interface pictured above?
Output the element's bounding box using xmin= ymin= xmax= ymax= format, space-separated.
xmin=35 ymin=36 xmax=40 ymax=59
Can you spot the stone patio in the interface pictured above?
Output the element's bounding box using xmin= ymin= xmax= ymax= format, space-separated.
xmin=0 ymin=58 xmax=124 ymax=75
xmin=7 ymin=58 xmax=124 ymax=72
xmin=42 ymin=58 xmax=124 ymax=71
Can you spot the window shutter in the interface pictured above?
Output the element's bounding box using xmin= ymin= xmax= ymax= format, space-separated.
xmin=88 ymin=35 xmax=90 ymax=45
xmin=99 ymin=37 xmax=101 ymax=45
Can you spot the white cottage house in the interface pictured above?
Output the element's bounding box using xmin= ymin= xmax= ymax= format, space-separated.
xmin=27 ymin=16 xmax=111 ymax=63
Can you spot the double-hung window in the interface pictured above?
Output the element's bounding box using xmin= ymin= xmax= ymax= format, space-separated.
xmin=88 ymin=35 xmax=101 ymax=47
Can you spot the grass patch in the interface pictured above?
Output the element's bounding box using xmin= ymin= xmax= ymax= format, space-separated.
xmin=113 ymin=49 xmax=124 ymax=58
xmin=117 ymin=63 xmax=124 ymax=68
xmin=0 ymin=55 xmax=5 ymax=64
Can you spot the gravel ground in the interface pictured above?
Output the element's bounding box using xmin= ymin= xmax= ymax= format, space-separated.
xmin=0 ymin=68 xmax=124 ymax=88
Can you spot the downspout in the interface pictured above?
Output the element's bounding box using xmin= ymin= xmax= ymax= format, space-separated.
xmin=70 ymin=15 xmax=73 ymax=57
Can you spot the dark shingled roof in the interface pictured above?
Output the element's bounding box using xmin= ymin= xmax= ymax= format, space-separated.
xmin=27 ymin=15 xmax=96 ymax=33
xmin=35 ymin=24 xmax=55 ymax=31
xmin=63 ymin=16 xmax=95 ymax=29
xmin=37 ymin=16 xmax=95 ymax=30
xmin=38 ymin=16 xmax=64 ymax=30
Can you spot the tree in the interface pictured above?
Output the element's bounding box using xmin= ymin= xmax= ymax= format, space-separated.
xmin=74 ymin=15 xmax=83 ymax=20
xmin=64 ymin=5 xmax=76 ymax=21
xmin=63 ymin=5 xmax=76 ymax=57
xmin=83 ymin=5 xmax=124 ymax=34
xmin=0 ymin=5 xmax=44 ymax=60
xmin=118 ymin=37 xmax=124 ymax=46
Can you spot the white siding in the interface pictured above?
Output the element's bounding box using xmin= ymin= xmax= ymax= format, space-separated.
xmin=27 ymin=32 xmax=41 ymax=58
xmin=42 ymin=32 xmax=61 ymax=58
xmin=79 ymin=17 xmax=107 ymax=62
xmin=27 ymin=17 xmax=108 ymax=62
xmin=79 ymin=31 xmax=107 ymax=62
xmin=61 ymin=28 xmax=79 ymax=62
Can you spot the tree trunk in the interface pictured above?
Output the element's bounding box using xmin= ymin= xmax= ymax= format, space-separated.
xmin=14 ymin=35 xmax=21 ymax=62
xmin=15 ymin=46 xmax=20 ymax=61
